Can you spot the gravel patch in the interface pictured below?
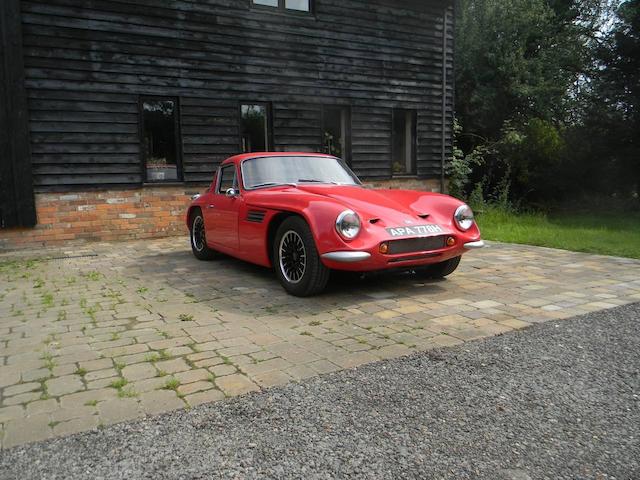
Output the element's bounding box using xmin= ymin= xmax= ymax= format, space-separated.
xmin=1 ymin=303 xmax=639 ymax=480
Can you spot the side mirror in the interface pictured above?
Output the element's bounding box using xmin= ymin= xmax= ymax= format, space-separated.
xmin=225 ymin=188 xmax=238 ymax=197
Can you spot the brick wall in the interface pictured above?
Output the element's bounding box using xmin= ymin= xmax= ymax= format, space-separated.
xmin=0 ymin=186 xmax=205 ymax=251
xmin=0 ymin=179 xmax=445 ymax=251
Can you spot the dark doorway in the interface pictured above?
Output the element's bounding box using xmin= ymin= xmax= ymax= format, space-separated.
xmin=0 ymin=0 xmax=35 ymax=228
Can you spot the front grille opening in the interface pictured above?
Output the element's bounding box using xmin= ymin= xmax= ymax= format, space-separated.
xmin=387 ymin=235 xmax=447 ymax=255
xmin=388 ymin=252 xmax=441 ymax=263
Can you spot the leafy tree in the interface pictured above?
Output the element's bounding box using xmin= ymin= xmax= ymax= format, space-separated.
xmin=590 ymin=0 xmax=640 ymax=197
xmin=454 ymin=0 xmax=637 ymax=207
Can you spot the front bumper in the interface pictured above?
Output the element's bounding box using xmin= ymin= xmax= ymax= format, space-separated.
xmin=321 ymin=251 xmax=372 ymax=263
xmin=320 ymin=237 xmax=484 ymax=271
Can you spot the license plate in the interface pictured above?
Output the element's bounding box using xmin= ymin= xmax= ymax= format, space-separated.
xmin=386 ymin=224 xmax=444 ymax=237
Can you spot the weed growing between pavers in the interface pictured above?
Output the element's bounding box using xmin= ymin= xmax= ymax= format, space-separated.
xmin=1 ymin=238 xmax=639 ymax=449
xmin=83 ymin=271 xmax=103 ymax=281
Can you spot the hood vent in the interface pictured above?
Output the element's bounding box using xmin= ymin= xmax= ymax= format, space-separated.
xmin=247 ymin=210 xmax=266 ymax=223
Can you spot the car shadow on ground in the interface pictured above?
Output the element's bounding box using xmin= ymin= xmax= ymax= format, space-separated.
xmin=122 ymin=247 xmax=452 ymax=316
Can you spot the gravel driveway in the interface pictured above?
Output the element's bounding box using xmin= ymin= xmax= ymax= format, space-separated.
xmin=1 ymin=303 xmax=638 ymax=480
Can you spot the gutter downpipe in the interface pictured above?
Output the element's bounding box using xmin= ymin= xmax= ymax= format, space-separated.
xmin=440 ymin=8 xmax=448 ymax=194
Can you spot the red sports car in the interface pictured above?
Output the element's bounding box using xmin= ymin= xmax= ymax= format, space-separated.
xmin=186 ymin=152 xmax=484 ymax=296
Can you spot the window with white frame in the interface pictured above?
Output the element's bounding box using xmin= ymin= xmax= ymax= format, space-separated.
xmin=252 ymin=0 xmax=312 ymax=13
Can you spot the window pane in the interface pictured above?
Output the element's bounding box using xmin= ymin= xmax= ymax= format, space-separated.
xmin=243 ymin=156 xmax=360 ymax=189
xmin=253 ymin=0 xmax=278 ymax=6
xmin=218 ymin=166 xmax=236 ymax=194
xmin=392 ymin=109 xmax=416 ymax=175
xmin=142 ymin=99 xmax=179 ymax=182
xmin=285 ymin=0 xmax=310 ymax=11
xmin=322 ymin=107 xmax=350 ymax=162
xmin=240 ymin=104 xmax=269 ymax=153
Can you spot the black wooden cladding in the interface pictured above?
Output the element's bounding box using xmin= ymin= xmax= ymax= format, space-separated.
xmin=1 ymin=0 xmax=37 ymax=227
xmin=19 ymin=0 xmax=454 ymax=191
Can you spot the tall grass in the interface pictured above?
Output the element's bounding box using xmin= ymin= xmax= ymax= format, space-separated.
xmin=475 ymin=205 xmax=640 ymax=259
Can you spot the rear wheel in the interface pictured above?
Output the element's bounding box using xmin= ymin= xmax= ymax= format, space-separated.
xmin=189 ymin=209 xmax=217 ymax=261
xmin=416 ymin=256 xmax=461 ymax=279
xmin=273 ymin=216 xmax=330 ymax=296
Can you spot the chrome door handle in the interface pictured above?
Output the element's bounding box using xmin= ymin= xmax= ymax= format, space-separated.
xmin=207 ymin=204 xmax=215 ymax=209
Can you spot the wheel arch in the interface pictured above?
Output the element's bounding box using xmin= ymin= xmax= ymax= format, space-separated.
xmin=266 ymin=211 xmax=302 ymax=266
xmin=186 ymin=205 xmax=202 ymax=229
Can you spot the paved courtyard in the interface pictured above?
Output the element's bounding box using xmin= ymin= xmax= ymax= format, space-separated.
xmin=1 ymin=237 xmax=639 ymax=449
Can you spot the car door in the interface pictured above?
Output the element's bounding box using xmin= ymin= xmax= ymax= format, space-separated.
xmin=205 ymin=164 xmax=241 ymax=252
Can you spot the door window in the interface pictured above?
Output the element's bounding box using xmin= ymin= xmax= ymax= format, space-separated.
xmin=217 ymin=165 xmax=237 ymax=194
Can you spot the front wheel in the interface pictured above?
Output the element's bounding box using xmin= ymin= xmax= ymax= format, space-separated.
xmin=273 ymin=217 xmax=330 ymax=297
xmin=189 ymin=209 xmax=217 ymax=261
xmin=416 ymin=256 xmax=461 ymax=279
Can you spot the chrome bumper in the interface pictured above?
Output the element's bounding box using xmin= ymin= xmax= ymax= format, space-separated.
xmin=463 ymin=240 xmax=485 ymax=249
xmin=321 ymin=251 xmax=372 ymax=263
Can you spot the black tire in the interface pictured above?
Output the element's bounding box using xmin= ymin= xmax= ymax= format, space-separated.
xmin=273 ymin=216 xmax=330 ymax=296
xmin=417 ymin=255 xmax=461 ymax=279
xmin=189 ymin=208 xmax=217 ymax=261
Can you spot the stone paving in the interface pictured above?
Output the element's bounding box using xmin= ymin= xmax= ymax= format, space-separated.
xmin=1 ymin=237 xmax=639 ymax=449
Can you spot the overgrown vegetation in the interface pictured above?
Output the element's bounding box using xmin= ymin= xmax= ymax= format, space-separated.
xmin=453 ymin=0 xmax=639 ymax=209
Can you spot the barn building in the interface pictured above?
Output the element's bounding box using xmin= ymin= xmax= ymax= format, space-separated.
xmin=0 ymin=0 xmax=454 ymax=249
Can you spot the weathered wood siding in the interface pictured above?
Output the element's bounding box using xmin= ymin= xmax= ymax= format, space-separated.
xmin=20 ymin=0 xmax=454 ymax=191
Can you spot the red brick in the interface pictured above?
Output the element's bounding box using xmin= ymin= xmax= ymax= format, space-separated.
xmin=0 ymin=185 xmax=206 ymax=250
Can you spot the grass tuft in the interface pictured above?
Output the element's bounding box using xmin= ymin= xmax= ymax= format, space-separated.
xmin=162 ymin=377 xmax=180 ymax=391
xmin=83 ymin=271 xmax=103 ymax=281
xmin=110 ymin=378 xmax=128 ymax=390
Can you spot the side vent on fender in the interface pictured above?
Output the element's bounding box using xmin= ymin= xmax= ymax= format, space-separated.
xmin=247 ymin=210 xmax=266 ymax=223
xmin=417 ymin=213 xmax=430 ymax=219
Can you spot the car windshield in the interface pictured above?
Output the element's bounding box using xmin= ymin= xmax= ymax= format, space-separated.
xmin=242 ymin=156 xmax=361 ymax=189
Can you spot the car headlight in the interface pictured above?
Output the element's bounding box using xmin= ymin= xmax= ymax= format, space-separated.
xmin=454 ymin=204 xmax=475 ymax=231
xmin=336 ymin=210 xmax=361 ymax=240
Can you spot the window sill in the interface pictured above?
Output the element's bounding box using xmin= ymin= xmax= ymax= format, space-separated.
xmin=391 ymin=174 xmax=419 ymax=179
xmin=142 ymin=182 xmax=186 ymax=187
xmin=249 ymin=5 xmax=317 ymax=20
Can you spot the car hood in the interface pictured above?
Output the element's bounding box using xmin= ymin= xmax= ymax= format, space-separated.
xmin=293 ymin=184 xmax=445 ymax=225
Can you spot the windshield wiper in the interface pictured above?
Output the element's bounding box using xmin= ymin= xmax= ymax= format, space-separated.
xmin=297 ymin=179 xmax=338 ymax=184
xmin=251 ymin=182 xmax=297 ymax=189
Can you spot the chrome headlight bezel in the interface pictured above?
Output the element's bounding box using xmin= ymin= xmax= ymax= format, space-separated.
xmin=336 ymin=210 xmax=361 ymax=240
xmin=454 ymin=204 xmax=475 ymax=231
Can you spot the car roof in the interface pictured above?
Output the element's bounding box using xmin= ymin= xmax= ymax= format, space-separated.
xmin=222 ymin=152 xmax=336 ymax=165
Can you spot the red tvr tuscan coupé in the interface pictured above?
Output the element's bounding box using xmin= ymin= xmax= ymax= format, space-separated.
xmin=186 ymin=153 xmax=484 ymax=296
